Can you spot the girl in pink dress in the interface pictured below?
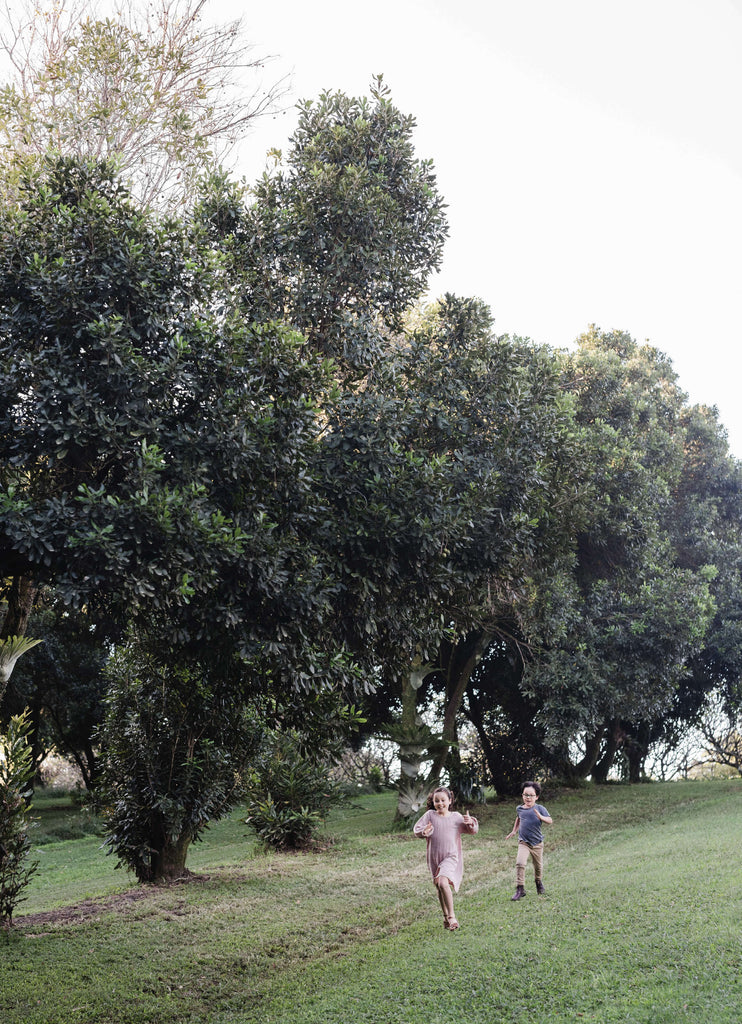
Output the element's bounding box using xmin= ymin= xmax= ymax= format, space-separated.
xmin=413 ymin=786 xmax=479 ymax=930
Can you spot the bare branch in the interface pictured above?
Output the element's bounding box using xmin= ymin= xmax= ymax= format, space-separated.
xmin=0 ymin=0 xmax=289 ymax=210
xmin=694 ymin=694 xmax=742 ymax=777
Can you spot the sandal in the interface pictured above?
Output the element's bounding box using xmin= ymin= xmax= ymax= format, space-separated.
xmin=445 ymin=915 xmax=460 ymax=931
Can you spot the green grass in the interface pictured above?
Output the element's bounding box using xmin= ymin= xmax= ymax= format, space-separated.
xmin=2 ymin=780 xmax=741 ymax=1024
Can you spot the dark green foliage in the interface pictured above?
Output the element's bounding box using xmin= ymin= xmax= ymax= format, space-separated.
xmin=0 ymin=711 xmax=38 ymax=926
xmin=3 ymin=77 xmax=742 ymax=807
xmin=447 ymin=328 xmax=742 ymax=786
xmin=246 ymin=731 xmax=344 ymax=851
xmin=204 ymin=77 xmax=448 ymax=375
xmin=506 ymin=330 xmax=725 ymax=776
xmin=0 ymin=154 xmax=359 ymax=696
xmin=99 ymin=637 xmax=261 ymax=882
xmin=0 ymin=155 xmax=218 ymax=617
xmin=2 ymin=599 xmax=107 ymax=790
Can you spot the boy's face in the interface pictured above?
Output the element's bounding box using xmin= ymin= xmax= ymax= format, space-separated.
xmin=522 ymin=787 xmax=537 ymax=806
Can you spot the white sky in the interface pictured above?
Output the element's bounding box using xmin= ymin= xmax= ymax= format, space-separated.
xmin=213 ymin=0 xmax=742 ymax=456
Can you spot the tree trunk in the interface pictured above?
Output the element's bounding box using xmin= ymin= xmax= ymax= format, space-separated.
xmin=592 ymin=718 xmax=622 ymax=782
xmin=625 ymin=721 xmax=651 ymax=782
xmin=428 ymin=631 xmax=492 ymax=783
xmin=465 ymin=685 xmax=506 ymax=792
xmin=68 ymin=742 xmax=101 ymax=793
xmin=1 ymin=576 xmax=38 ymax=640
xmin=393 ymin=664 xmax=431 ymax=820
xmin=145 ymin=833 xmax=192 ymax=883
xmin=572 ymin=726 xmax=605 ymax=779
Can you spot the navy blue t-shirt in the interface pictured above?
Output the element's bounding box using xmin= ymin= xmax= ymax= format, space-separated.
xmin=516 ymin=803 xmax=549 ymax=845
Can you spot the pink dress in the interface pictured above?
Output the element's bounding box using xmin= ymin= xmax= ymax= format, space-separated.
xmin=413 ymin=810 xmax=479 ymax=892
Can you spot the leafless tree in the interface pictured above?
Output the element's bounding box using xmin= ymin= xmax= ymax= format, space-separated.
xmin=693 ymin=694 xmax=742 ymax=777
xmin=0 ymin=0 xmax=287 ymax=208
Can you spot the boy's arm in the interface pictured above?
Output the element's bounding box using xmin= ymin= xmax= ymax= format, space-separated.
xmin=535 ymin=806 xmax=553 ymax=825
xmin=505 ymin=814 xmax=520 ymax=838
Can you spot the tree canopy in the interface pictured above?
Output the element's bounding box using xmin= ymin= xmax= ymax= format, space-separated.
xmin=2 ymin=21 xmax=742 ymax=875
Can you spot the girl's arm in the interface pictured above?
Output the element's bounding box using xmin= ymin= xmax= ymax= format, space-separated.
xmin=413 ymin=812 xmax=433 ymax=838
xmin=460 ymin=812 xmax=478 ymax=834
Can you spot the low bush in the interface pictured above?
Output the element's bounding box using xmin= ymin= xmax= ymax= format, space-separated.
xmin=246 ymin=730 xmax=343 ymax=850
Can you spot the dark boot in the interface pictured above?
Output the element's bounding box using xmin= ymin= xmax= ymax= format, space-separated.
xmin=535 ymin=879 xmax=546 ymax=896
xmin=511 ymin=885 xmax=526 ymax=901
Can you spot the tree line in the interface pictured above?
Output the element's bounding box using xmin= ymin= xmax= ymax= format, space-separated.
xmin=2 ymin=1 xmax=742 ymax=889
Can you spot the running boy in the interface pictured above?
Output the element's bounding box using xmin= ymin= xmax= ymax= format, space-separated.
xmin=505 ymin=780 xmax=552 ymax=900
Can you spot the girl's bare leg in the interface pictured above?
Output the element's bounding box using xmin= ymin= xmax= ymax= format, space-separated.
xmin=435 ymin=875 xmax=457 ymax=929
xmin=436 ymin=884 xmax=448 ymax=919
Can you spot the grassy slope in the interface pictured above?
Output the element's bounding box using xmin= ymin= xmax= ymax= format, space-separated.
xmin=2 ymin=780 xmax=740 ymax=1024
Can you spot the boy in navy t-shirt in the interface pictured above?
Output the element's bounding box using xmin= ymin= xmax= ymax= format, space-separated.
xmin=505 ymin=780 xmax=553 ymax=900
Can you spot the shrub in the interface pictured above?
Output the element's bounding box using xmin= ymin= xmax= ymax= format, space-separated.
xmin=0 ymin=710 xmax=39 ymax=927
xmin=100 ymin=638 xmax=261 ymax=882
xmin=246 ymin=730 xmax=342 ymax=851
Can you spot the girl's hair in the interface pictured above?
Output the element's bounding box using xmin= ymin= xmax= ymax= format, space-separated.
xmin=427 ymin=786 xmax=455 ymax=810
xmin=522 ymin=780 xmax=541 ymax=797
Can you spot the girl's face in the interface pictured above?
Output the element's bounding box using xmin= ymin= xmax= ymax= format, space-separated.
xmin=432 ymin=790 xmax=452 ymax=814
xmin=522 ymin=787 xmax=538 ymax=806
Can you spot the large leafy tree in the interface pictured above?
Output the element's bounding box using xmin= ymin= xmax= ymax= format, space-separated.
xmin=617 ymin=402 xmax=742 ymax=779
xmin=99 ymin=634 xmax=262 ymax=882
xmin=0 ymin=154 xmax=371 ymax=879
xmin=0 ymin=156 xmax=351 ymax=701
xmin=315 ymin=298 xmax=587 ymax=814
xmin=513 ymin=329 xmax=719 ymax=781
xmin=193 ymin=82 xmax=464 ymax=681
xmin=452 ymin=330 xmax=740 ymax=792
xmin=0 ymin=78 xmax=458 ymax=873
xmin=419 ymin=318 xmax=586 ymax=777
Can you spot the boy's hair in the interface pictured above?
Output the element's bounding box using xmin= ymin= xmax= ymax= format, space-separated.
xmin=427 ymin=786 xmax=455 ymax=810
xmin=522 ymin=780 xmax=541 ymax=797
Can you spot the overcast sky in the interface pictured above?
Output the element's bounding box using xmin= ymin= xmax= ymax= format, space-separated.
xmin=211 ymin=0 xmax=742 ymax=455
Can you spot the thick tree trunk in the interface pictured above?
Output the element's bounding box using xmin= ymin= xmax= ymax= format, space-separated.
xmin=145 ymin=834 xmax=192 ymax=883
xmin=394 ymin=664 xmax=431 ymax=820
xmin=428 ymin=631 xmax=492 ymax=783
xmin=625 ymin=721 xmax=651 ymax=782
xmin=572 ymin=726 xmax=605 ymax=779
xmin=592 ymin=718 xmax=622 ymax=782
xmin=1 ymin=575 xmax=38 ymax=640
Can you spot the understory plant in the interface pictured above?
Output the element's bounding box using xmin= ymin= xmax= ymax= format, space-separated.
xmin=0 ymin=710 xmax=39 ymax=927
xmin=246 ymin=729 xmax=344 ymax=851
xmin=100 ymin=637 xmax=261 ymax=882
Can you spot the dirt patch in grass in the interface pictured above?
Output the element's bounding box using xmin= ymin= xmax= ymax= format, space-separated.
xmin=17 ymin=871 xmax=212 ymax=930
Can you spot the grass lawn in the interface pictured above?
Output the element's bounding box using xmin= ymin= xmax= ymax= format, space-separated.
xmin=2 ymin=779 xmax=740 ymax=1023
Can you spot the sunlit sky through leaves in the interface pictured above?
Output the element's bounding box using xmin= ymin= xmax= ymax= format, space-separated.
xmin=219 ymin=0 xmax=742 ymax=455
xmin=4 ymin=1 xmax=740 ymax=452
